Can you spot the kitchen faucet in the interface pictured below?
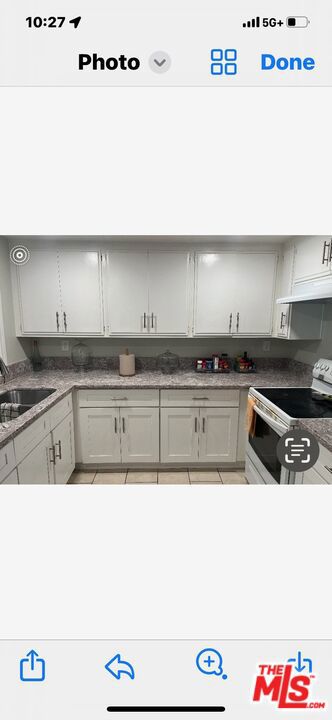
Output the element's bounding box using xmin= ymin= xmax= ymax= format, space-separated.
xmin=0 ymin=356 xmax=9 ymax=384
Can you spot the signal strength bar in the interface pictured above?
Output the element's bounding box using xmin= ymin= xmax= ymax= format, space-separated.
xmin=243 ymin=16 xmax=260 ymax=28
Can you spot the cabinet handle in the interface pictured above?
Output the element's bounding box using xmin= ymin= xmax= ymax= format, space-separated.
xmin=329 ymin=240 xmax=332 ymax=263
xmin=56 ymin=312 xmax=60 ymax=331
xmin=49 ymin=446 xmax=56 ymax=464
xmin=322 ymin=240 xmax=330 ymax=265
xmin=0 ymin=453 xmax=8 ymax=472
xmin=143 ymin=312 xmax=147 ymax=329
xmin=63 ymin=312 xmax=67 ymax=332
xmin=280 ymin=312 xmax=285 ymax=329
xmin=229 ymin=312 xmax=232 ymax=333
xmin=194 ymin=417 xmax=199 ymax=433
xmin=114 ymin=417 xmax=118 ymax=433
xmin=324 ymin=465 xmax=332 ymax=474
xmin=202 ymin=417 xmax=206 ymax=433
xmin=55 ymin=440 xmax=62 ymax=460
xmin=122 ymin=417 xmax=125 ymax=433
xmin=112 ymin=397 xmax=128 ymax=401
xmin=236 ymin=312 xmax=240 ymax=332
xmin=192 ymin=397 xmax=209 ymax=401
xmin=151 ymin=313 xmax=155 ymax=329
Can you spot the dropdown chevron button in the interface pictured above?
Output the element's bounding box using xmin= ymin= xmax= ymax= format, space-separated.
xmin=149 ymin=51 xmax=171 ymax=73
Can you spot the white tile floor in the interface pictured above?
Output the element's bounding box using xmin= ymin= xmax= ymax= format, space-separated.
xmin=69 ymin=470 xmax=247 ymax=484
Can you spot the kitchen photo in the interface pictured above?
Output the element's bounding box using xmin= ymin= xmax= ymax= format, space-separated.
xmin=0 ymin=235 xmax=332 ymax=486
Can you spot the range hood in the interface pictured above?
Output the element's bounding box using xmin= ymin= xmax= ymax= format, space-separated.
xmin=277 ymin=278 xmax=332 ymax=304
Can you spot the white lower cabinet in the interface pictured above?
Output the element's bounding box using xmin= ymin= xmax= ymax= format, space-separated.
xmin=18 ymin=433 xmax=53 ymax=485
xmin=199 ymin=408 xmax=238 ymax=462
xmin=161 ymin=406 xmax=238 ymax=463
xmin=1 ymin=469 xmax=19 ymax=485
xmin=79 ymin=407 xmax=159 ymax=464
xmin=161 ymin=408 xmax=199 ymax=463
xmin=14 ymin=394 xmax=75 ymax=484
xmin=120 ymin=408 xmax=159 ymax=463
xmin=52 ymin=413 xmax=75 ymax=484
xmin=79 ymin=408 xmax=122 ymax=464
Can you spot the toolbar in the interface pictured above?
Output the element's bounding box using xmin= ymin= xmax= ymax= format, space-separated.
xmin=0 ymin=0 xmax=331 ymax=86
xmin=0 ymin=640 xmax=330 ymax=718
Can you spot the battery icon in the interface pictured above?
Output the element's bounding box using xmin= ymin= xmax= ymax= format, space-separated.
xmin=286 ymin=16 xmax=310 ymax=28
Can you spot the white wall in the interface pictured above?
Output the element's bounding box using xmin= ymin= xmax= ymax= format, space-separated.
xmin=36 ymin=336 xmax=292 ymax=360
xmin=0 ymin=238 xmax=29 ymax=364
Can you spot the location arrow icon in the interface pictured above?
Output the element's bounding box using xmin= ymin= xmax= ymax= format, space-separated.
xmin=69 ymin=16 xmax=82 ymax=29
xmin=105 ymin=653 xmax=135 ymax=680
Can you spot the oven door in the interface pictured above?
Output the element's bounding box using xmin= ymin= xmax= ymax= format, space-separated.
xmin=247 ymin=404 xmax=291 ymax=485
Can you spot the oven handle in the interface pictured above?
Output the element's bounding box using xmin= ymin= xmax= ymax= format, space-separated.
xmin=253 ymin=404 xmax=287 ymax=436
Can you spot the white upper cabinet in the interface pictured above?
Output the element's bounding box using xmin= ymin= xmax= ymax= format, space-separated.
xmin=148 ymin=252 xmax=189 ymax=335
xmin=194 ymin=252 xmax=276 ymax=336
xmin=58 ymin=251 xmax=104 ymax=334
xmin=293 ymin=237 xmax=332 ymax=283
xmin=194 ymin=254 xmax=236 ymax=335
xmin=16 ymin=249 xmax=104 ymax=335
xmin=17 ymin=250 xmax=61 ymax=333
xmin=108 ymin=252 xmax=149 ymax=334
xmin=235 ymin=253 xmax=276 ymax=335
xmin=274 ymin=243 xmax=323 ymax=341
xmin=108 ymin=251 xmax=190 ymax=335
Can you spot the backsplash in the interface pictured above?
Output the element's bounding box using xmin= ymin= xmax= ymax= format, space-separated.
xmin=5 ymin=358 xmax=32 ymax=381
xmin=33 ymin=354 xmax=312 ymax=378
xmin=33 ymin=336 xmax=294 ymax=360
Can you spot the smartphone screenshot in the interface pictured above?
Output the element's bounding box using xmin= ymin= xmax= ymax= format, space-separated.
xmin=0 ymin=1 xmax=331 ymax=718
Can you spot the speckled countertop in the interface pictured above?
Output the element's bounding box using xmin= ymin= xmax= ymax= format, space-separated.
xmin=0 ymin=366 xmax=313 ymax=451
xmin=299 ymin=419 xmax=332 ymax=454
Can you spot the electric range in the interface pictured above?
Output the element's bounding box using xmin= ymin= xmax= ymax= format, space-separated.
xmin=245 ymin=358 xmax=332 ymax=485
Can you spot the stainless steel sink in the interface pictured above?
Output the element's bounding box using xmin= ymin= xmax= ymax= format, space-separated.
xmin=0 ymin=388 xmax=56 ymax=405
xmin=0 ymin=388 xmax=56 ymax=421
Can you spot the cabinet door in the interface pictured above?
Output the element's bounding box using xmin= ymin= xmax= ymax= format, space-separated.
xmin=1 ymin=469 xmax=19 ymax=485
xmin=293 ymin=237 xmax=331 ymax=282
xmin=276 ymin=244 xmax=294 ymax=338
xmin=148 ymin=252 xmax=190 ymax=335
xmin=17 ymin=433 xmax=53 ymax=484
xmin=17 ymin=250 xmax=61 ymax=333
xmin=161 ymin=408 xmax=199 ymax=463
xmin=302 ymin=467 xmax=328 ymax=485
xmin=53 ymin=413 xmax=75 ymax=484
xmin=58 ymin=251 xmax=104 ymax=334
xmin=120 ymin=408 xmax=159 ymax=463
xmin=108 ymin=252 xmax=148 ymax=334
xmin=79 ymin=408 xmax=121 ymax=464
xmin=194 ymin=253 xmax=235 ymax=335
xmin=234 ymin=253 xmax=276 ymax=335
xmin=276 ymin=305 xmax=290 ymax=338
xmin=199 ymin=408 xmax=238 ymax=462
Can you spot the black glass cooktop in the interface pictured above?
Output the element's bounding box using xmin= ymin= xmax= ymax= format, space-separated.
xmin=256 ymin=387 xmax=332 ymax=419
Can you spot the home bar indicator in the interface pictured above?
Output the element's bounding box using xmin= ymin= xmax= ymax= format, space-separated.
xmin=106 ymin=707 xmax=226 ymax=713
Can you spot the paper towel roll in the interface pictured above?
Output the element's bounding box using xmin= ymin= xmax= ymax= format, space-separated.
xmin=119 ymin=353 xmax=135 ymax=376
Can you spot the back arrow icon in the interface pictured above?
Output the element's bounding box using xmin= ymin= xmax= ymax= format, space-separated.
xmin=105 ymin=654 xmax=135 ymax=680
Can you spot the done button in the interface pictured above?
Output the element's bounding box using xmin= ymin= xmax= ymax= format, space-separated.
xmin=261 ymin=54 xmax=315 ymax=71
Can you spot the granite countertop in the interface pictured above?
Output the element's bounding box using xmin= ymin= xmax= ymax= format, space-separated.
xmin=299 ymin=419 xmax=332 ymax=455
xmin=0 ymin=367 xmax=312 ymax=451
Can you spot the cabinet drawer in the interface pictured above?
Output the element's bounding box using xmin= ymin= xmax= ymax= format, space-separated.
xmin=14 ymin=414 xmax=51 ymax=465
xmin=0 ymin=441 xmax=16 ymax=483
xmin=77 ymin=389 xmax=159 ymax=407
xmin=49 ymin=393 xmax=73 ymax=429
xmin=160 ymin=389 xmax=239 ymax=407
xmin=314 ymin=443 xmax=332 ymax=484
